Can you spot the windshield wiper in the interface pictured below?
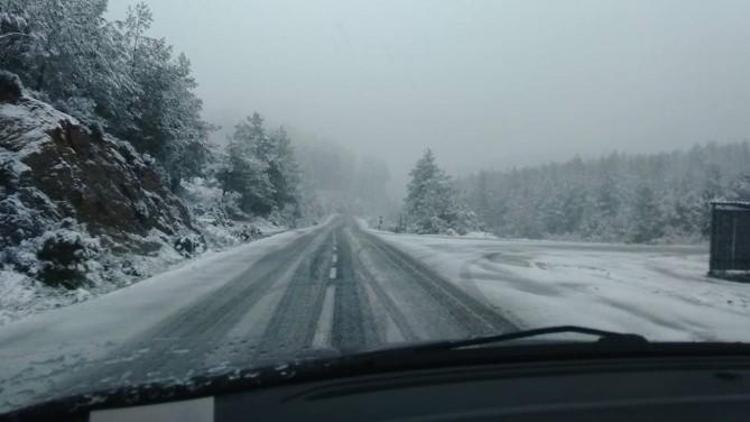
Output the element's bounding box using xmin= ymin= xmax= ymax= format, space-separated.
xmin=410 ymin=325 xmax=649 ymax=352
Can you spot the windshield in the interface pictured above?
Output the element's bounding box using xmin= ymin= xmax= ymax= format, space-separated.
xmin=2 ymin=0 xmax=750 ymax=414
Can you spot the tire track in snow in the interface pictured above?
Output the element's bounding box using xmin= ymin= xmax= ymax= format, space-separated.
xmin=251 ymin=229 xmax=334 ymax=361
xmin=51 ymin=224 xmax=333 ymax=395
xmin=345 ymin=227 xmax=418 ymax=343
xmin=331 ymin=225 xmax=380 ymax=353
xmin=358 ymin=226 xmax=518 ymax=337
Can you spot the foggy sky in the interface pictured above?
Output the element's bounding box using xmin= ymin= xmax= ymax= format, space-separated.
xmin=108 ymin=0 xmax=750 ymax=185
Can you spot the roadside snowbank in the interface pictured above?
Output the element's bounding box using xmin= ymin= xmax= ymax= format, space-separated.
xmin=0 ymin=226 xmax=313 ymax=412
xmin=0 ymin=218 xmax=285 ymax=326
xmin=371 ymin=231 xmax=750 ymax=342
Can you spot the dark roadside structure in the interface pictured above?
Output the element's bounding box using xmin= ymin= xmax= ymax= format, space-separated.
xmin=709 ymin=201 xmax=750 ymax=280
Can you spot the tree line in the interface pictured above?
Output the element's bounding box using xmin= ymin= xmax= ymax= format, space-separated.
xmin=459 ymin=142 xmax=750 ymax=243
xmin=401 ymin=143 xmax=750 ymax=243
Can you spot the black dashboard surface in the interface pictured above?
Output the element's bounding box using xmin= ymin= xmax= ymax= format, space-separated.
xmin=215 ymin=357 xmax=750 ymax=421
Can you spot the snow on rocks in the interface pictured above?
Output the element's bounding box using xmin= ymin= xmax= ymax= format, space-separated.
xmin=0 ymin=75 xmax=203 ymax=324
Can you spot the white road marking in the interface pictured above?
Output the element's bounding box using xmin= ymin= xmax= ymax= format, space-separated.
xmin=311 ymin=286 xmax=336 ymax=349
xmin=330 ymin=234 xmax=339 ymax=279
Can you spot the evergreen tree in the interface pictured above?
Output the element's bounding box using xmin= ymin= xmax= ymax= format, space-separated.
xmin=404 ymin=149 xmax=473 ymax=234
xmin=629 ymin=184 xmax=663 ymax=243
xmin=220 ymin=115 xmax=274 ymax=217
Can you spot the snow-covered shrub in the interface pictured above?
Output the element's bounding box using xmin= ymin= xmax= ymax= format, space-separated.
xmin=180 ymin=177 xmax=281 ymax=248
xmin=0 ymin=70 xmax=22 ymax=102
xmin=2 ymin=245 xmax=37 ymax=275
xmin=173 ymin=233 xmax=206 ymax=257
xmin=268 ymin=203 xmax=301 ymax=228
xmin=232 ymin=224 xmax=263 ymax=241
xmin=180 ymin=177 xmax=227 ymax=219
xmin=0 ymin=194 xmax=42 ymax=245
xmin=36 ymin=228 xmax=100 ymax=289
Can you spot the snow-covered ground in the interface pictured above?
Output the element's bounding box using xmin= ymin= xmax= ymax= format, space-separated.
xmin=0 ymin=210 xmax=285 ymax=327
xmin=0 ymin=225 xmax=321 ymax=413
xmin=373 ymin=230 xmax=750 ymax=342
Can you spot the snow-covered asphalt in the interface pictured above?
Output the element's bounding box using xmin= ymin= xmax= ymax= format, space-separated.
xmin=0 ymin=216 xmax=516 ymax=412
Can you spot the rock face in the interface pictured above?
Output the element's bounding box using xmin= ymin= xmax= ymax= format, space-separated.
xmin=0 ymin=71 xmax=195 ymax=285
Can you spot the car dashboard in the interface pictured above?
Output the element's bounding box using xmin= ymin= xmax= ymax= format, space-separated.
xmin=86 ymin=355 xmax=750 ymax=422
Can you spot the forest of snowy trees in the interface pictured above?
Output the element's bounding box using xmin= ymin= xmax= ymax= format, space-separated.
xmin=459 ymin=142 xmax=750 ymax=243
xmin=400 ymin=143 xmax=750 ymax=243
xmin=0 ymin=0 xmax=307 ymax=224
xmin=0 ymin=0 xmax=211 ymax=191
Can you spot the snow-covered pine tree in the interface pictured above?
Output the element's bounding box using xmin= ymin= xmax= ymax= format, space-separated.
xmin=220 ymin=114 xmax=275 ymax=217
xmin=268 ymin=126 xmax=302 ymax=220
xmin=404 ymin=149 xmax=474 ymax=234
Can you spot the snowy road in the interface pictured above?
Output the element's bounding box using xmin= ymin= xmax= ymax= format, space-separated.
xmin=0 ymin=216 xmax=517 ymax=412
xmin=4 ymin=215 xmax=750 ymax=413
